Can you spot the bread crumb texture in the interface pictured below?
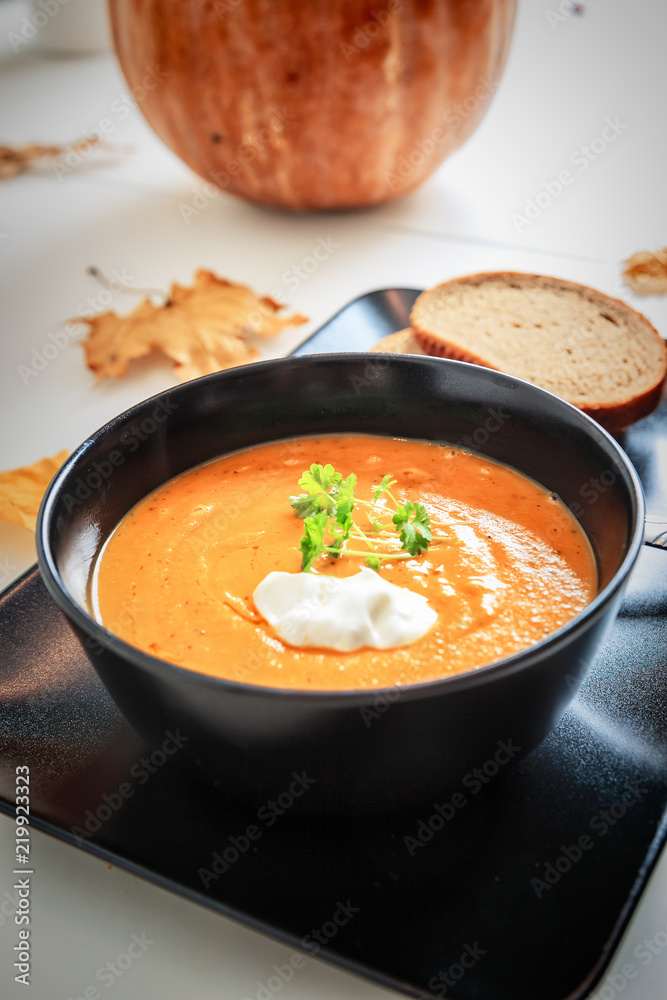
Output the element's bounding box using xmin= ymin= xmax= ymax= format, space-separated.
xmin=411 ymin=273 xmax=667 ymax=420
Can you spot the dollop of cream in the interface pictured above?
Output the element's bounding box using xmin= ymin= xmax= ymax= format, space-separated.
xmin=252 ymin=567 xmax=437 ymax=651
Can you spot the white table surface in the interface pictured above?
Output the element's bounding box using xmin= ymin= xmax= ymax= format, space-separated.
xmin=1 ymin=0 xmax=666 ymax=997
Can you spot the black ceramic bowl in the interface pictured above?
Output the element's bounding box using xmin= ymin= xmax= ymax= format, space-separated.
xmin=37 ymin=355 xmax=645 ymax=814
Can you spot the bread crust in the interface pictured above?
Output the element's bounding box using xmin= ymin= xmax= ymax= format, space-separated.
xmin=410 ymin=271 xmax=667 ymax=430
xmin=370 ymin=329 xmax=428 ymax=355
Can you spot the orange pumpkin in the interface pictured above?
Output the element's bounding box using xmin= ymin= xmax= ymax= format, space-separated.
xmin=109 ymin=0 xmax=518 ymax=210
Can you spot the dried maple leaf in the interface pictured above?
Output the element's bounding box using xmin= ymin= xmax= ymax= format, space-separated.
xmin=0 ymin=449 xmax=69 ymax=531
xmin=623 ymin=248 xmax=667 ymax=296
xmin=77 ymin=269 xmax=309 ymax=382
xmin=0 ymin=137 xmax=119 ymax=180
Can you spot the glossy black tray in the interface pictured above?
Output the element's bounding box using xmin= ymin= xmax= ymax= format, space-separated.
xmin=1 ymin=289 xmax=667 ymax=1000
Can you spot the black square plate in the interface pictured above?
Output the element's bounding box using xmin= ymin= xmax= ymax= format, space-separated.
xmin=1 ymin=289 xmax=667 ymax=1000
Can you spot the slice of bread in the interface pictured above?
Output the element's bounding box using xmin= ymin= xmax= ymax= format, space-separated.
xmin=410 ymin=272 xmax=667 ymax=430
xmin=370 ymin=328 xmax=428 ymax=355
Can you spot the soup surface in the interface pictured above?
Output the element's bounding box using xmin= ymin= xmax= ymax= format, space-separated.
xmin=92 ymin=434 xmax=597 ymax=689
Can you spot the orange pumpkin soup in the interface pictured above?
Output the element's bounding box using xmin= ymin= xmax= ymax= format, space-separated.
xmin=91 ymin=434 xmax=597 ymax=689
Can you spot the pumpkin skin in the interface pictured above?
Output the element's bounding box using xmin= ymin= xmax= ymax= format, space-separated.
xmin=109 ymin=0 xmax=518 ymax=210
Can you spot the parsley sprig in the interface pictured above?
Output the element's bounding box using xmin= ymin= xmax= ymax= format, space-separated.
xmin=290 ymin=463 xmax=435 ymax=572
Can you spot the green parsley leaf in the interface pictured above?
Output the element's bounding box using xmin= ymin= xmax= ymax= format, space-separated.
xmin=291 ymin=463 xmax=437 ymax=572
xmin=392 ymin=501 xmax=432 ymax=556
xmin=372 ymin=474 xmax=397 ymax=501
xmin=299 ymin=511 xmax=329 ymax=572
xmin=299 ymin=464 xmax=342 ymax=495
xmin=335 ymin=496 xmax=354 ymax=523
xmin=291 ymin=465 xmax=355 ymax=519
xmin=290 ymin=493 xmax=328 ymax=518
xmin=334 ymin=473 xmax=357 ymax=504
xmin=328 ymin=497 xmax=354 ymax=555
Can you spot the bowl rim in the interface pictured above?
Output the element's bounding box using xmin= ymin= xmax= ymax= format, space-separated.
xmin=36 ymin=353 xmax=647 ymax=703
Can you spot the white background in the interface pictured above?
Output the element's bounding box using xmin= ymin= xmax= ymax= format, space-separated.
xmin=0 ymin=0 xmax=666 ymax=997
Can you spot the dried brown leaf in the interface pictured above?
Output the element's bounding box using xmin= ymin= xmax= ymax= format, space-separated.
xmin=623 ymin=248 xmax=667 ymax=296
xmin=0 ymin=450 xmax=69 ymax=531
xmin=0 ymin=137 xmax=119 ymax=179
xmin=77 ymin=269 xmax=308 ymax=382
